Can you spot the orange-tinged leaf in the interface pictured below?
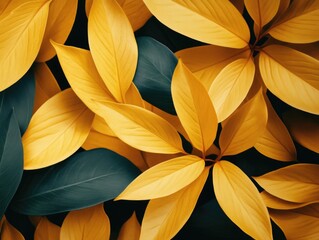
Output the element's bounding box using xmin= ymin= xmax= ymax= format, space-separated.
xmin=0 ymin=0 xmax=50 ymax=91
xmin=1 ymin=218 xmax=25 ymax=240
xmin=141 ymin=152 xmax=183 ymax=168
xmin=140 ymin=167 xmax=209 ymax=240
xmin=255 ymin=95 xmax=296 ymax=161
xmin=0 ymin=216 xmax=4 ymax=229
xmin=143 ymin=0 xmax=249 ymax=48
xmin=172 ymin=60 xmax=217 ymax=154
xmin=230 ymin=0 xmax=244 ymax=13
xmin=244 ymin=0 xmax=280 ymax=27
xmin=259 ymin=45 xmax=319 ymax=115
xmin=273 ymin=0 xmax=290 ymax=21
xmin=22 ymin=89 xmax=94 ymax=169
xmin=82 ymin=130 xmax=148 ymax=171
xmin=269 ymin=0 xmax=319 ymax=43
xmin=118 ymin=212 xmax=140 ymax=240
xmin=36 ymin=0 xmax=77 ymax=61
xmin=213 ymin=161 xmax=272 ymax=240
xmin=85 ymin=0 xmax=92 ymax=16
xmin=283 ymin=110 xmax=319 ymax=154
xmin=29 ymin=216 xmax=42 ymax=227
xmin=269 ymin=207 xmax=319 ymax=240
xmin=34 ymin=217 xmax=60 ymax=240
xmin=0 ymin=0 xmax=22 ymax=19
xmin=52 ymin=42 xmax=115 ymax=115
xmin=209 ymin=57 xmax=255 ymax=122
xmin=60 ymin=204 xmax=110 ymax=240
xmin=219 ymin=90 xmax=268 ymax=156
xmin=88 ymin=0 xmax=138 ymax=102
xmin=34 ymin=62 xmax=61 ymax=112
xmin=176 ymin=45 xmax=250 ymax=90
xmin=254 ymin=164 xmax=319 ymax=203
xmin=125 ymin=83 xmax=145 ymax=107
xmin=116 ymin=155 xmax=205 ymax=200
xmin=91 ymin=115 xmax=116 ymax=137
xmin=97 ymin=102 xmax=184 ymax=154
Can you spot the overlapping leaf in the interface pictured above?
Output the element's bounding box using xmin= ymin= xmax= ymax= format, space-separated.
xmin=34 ymin=217 xmax=60 ymax=240
xmin=140 ymin=167 xmax=209 ymax=240
xmin=118 ymin=212 xmax=141 ymax=240
xmin=0 ymin=0 xmax=50 ymax=91
xmin=213 ymin=161 xmax=273 ymax=240
xmin=254 ymin=164 xmax=319 ymax=203
xmin=143 ymin=0 xmax=250 ymax=48
xmin=88 ymin=0 xmax=138 ymax=102
xmin=0 ymin=218 xmax=25 ymax=240
xmin=116 ymin=155 xmax=204 ymax=200
xmin=22 ymin=89 xmax=94 ymax=169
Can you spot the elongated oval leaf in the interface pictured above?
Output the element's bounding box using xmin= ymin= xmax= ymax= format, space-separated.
xmin=209 ymin=57 xmax=255 ymax=122
xmin=213 ymin=161 xmax=273 ymax=240
xmin=0 ymin=0 xmax=50 ymax=91
xmin=255 ymin=95 xmax=296 ymax=161
xmin=259 ymin=45 xmax=319 ymax=114
xmin=118 ymin=212 xmax=140 ymax=240
xmin=172 ymin=60 xmax=217 ymax=154
xmin=52 ymin=42 xmax=115 ymax=115
xmin=0 ymin=69 xmax=35 ymax=134
xmin=283 ymin=110 xmax=319 ymax=154
xmin=143 ymin=0 xmax=249 ymax=48
xmin=140 ymin=167 xmax=209 ymax=240
xmin=219 ymin=89 xmax=268 ymax=156
xmin=36 ymin=0 xmax=77 ymax=62
xmin=269 ymin=0 xmax=319 ymax=43
xmin=22 ymin=89 xmax=94 ymax=169
xmin=116 ymin=155 xmax=205 ymax=200
xmin=88 ymin=0 xmax=137 ymax=102
xmin=254 ymin=164 xmax=319 ymax=203
xmin=34 ymin=62 xmax=61 ymax=112
xmin=133 ymin=37 xmax=177 ymax=114
xmin=12 ymin=148 xmax=140 ymax=215
xmin=0 ymin=218 xmax=25 ymax=240
xmin=34 ymin=217 xmax=60 ymax=240
xmin=0 ymin=111 xmax=23 ymax=218
xmin=60 ymin=204 xmax=110 ymax=240
xmin=97 ymin=102 xmax=184 ymax=154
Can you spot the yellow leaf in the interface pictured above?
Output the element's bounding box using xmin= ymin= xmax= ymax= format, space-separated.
xmin=219 ymin=89 xmax=267 ymax=156
xmin=254 ymin=164 xmax=319 ymax=203
xmin=60 ymin=204 xmax=110 ymax=240
xmin=82 ymin=130 xmax=148 ymax=171
xmin=125 ymin=83 xmax=145 ymax=108
xmin=143 ymin=0 xmax=249 ymax=48
xmin=209 ymin=57 xmax=256 ymax=122
xmin=52 ymin=42 xmax=115 ymax=115
xmin=244 ymin=0 xmax=280 ymax=28
xmin=22 ymin=89 xmax=94 ymax=169
xmin=0 ymin=0 xmax=50 ymax=91
xmin=230 ymin=0 xmax=245 ymax=13
xmin=213 ymin=161 xmax=273 ymax=240
xmin=140 ymin=167 xmax=209 ymax=240
xmin=269 ymin=207 xmax=319 ymax=240
xmin=91 ymin=115 xmax=116 ymax=137
xmin=88 ymin=0 xmax=138 ymax=102
xmin=97 ymin=102 xmax=184 ymax=154
xmin=34 ymin=217 xmax=60 ymax=240
xmin=259 ymin=45 xmax=319 ymax=115
xmin=283 ymin=110 xmax=319 ymax=154
xmin=85 ymin=0 xmax=92 ymax=16
xmin=116 ymin=155 xmax=205 ymax=200
xmin=172 ymin=60 xmax=217 ymax=154
xmin=269 ymin=0 xmax=319 ymax=43
xmin=36 ymin=0 xmax=77 ymax=62
xmin=34 ymin=62 xmax=61 ymax=112
xmin=255 ymin=94 xmax=296 ymax=161
xmin=273 ymin=0 xmax=290 ymax=21
xmin=261 ymin=191 xmax=313 ymax=210
xmin=141 ymin=152 xmax=183 ymax=168
xmin=118 ymin=212 xmax=140 ymax=240
xmin=0 ymin=0 xmax=21 ymax=19
xmin=0 ymin=218 xmax=25 ymax=240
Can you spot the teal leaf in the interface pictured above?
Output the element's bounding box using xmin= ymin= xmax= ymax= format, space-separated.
xmin=0 ymin=69 xmax=35 ymax=134
xmin=133 ymin=37 xmax=177 ymax=115
xmin=11 ymin=148 xmax=141 ymax=215
xmin=0 ymin=110 xmax=23 ymax=218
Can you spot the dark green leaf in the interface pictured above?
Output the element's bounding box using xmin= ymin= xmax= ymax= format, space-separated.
xmin=133 ymin=37 xmax=177 ymax=114
xmin=0 ymin=110 xmax=23 ymax=218
xmin=11 ymin=148 xmax=141 ymax=215
xmin=0 ymin=69 xmax=35 ymax=134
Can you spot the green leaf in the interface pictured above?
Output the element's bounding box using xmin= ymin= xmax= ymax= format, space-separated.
xmin=0 ymin=110 xmax=23 ymax=218
xmin=0 ymin=69 xmax=35 ymax=134
xmin=133 ymin=37 xmax=177 ymax=114
xmin=11 ymin=149 xmax=140 ymax=215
